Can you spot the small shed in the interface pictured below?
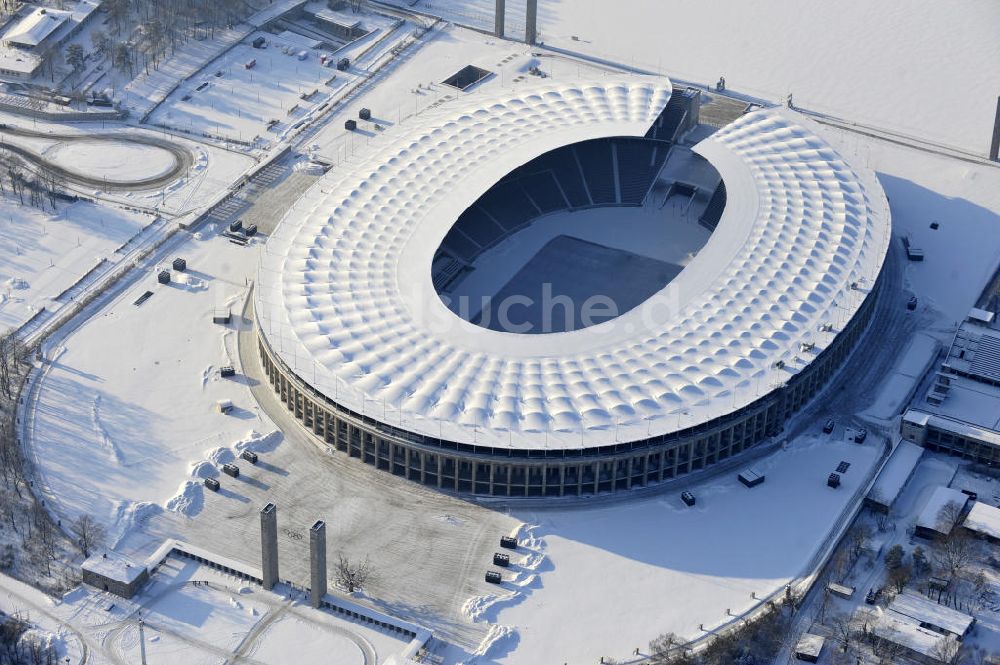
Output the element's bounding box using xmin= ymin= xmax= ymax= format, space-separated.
xmin=81 ymin=552 xmax=149 ymax=599
xmin=794 ymin=633 xmax=825 ymax=662
xmin=827 ymin=582 xmax=855 ymax=600
xmin=217 ymin=399 xmax=233 ymax=414
xmin=915 ymin=487 xmax=969 ymax=539
xmin=962 ymin=501 xmax=1000 ymax=543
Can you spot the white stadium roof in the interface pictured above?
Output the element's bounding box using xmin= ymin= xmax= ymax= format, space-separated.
xmin=256 ymin=79 xmax=891 ymax=450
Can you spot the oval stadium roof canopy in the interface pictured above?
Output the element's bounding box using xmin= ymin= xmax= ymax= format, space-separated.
xmin=256 ymin=79 xmax=891 ymax=450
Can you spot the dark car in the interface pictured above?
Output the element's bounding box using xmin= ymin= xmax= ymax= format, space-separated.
xmin=855 ymin=428 xmax=868 ymax=443
xmin=823 ymin=419 xmax=835 ymax=434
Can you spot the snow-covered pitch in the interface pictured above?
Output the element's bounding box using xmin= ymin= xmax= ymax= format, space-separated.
xmin=256 ymin=77 xmax=890 ymax=455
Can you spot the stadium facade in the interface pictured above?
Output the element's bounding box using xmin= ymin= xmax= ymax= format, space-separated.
xmin=255 ymin=79 xmax=891 ymax=497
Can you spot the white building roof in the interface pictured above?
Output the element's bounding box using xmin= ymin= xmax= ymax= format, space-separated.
xmin=275 ymin=30 xmax=321 ymax=50
xmin=964 ymin=501 xmax=1000 ymax=540
xmin=256 ymin=79 xmax=891 ymax=450
xmin=313 ymin=9 xmax=361 ymax=30
xmin=873 ymin=613 xmax=961 ymax=662
xmin=82 ymin=551 xmax=146 ymax=584
xmin=3 ymin=8 xmax=68 ymax=47
xmin=916 ymin=487 xmax=969 ymax=535
xmin=889 ymin=592 xmax=974 ymax=637
xmin=868 ymin=440 xmax=923 ymax=507
xmin=794 ymin=633 xmax=824 ymax=658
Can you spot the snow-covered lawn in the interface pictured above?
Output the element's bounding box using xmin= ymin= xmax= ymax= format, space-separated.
xmin=384 ymin=0 xmax=1000 ymax=155
xmin=460 ymin=436 xmax=881 ymax=664
xmin=0 ymin=197 xmax=154 ymax=333
xmin=28 ymin=229 xmax=271 ymax=545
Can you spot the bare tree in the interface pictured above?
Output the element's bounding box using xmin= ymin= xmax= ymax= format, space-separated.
xmin=830 ymin=612 xmax=854 ymax=654
xmin=935 ymin=528 xmax=977 ymax=580
xmin=868 ymin=492 xmax=891 ymax=531
xmin=930 ymin=636 xmax=962 ymax=664
xmin=847 ymin=523 xmax=872 ymax=561
xmin=70 ymin=515 xmax=106 ymax=558
xmin=648 ymin=632 xmax=695 ymax=665
xmin=334 ymin=554 xmax=372 ymax=593
xmin=887 ymin=563 xmax=911 ymax=593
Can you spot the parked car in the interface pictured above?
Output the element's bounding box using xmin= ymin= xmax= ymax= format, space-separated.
xmin=823 ymin=419 xmax=835 ymax=434
xmin=855 ymin=428 xmax=868 ymax=443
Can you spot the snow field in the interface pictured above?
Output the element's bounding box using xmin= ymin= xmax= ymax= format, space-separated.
xmin=467 ymin=436 xmax=881 ymax=664
xmin=29 ymin=229 xmax=272 ymax=544
xmin=382 ymin=0 xmax=1000 ymax=155
xmin=150 ymin=36 xmax=356 ymax=148
xmin=0 ymin=197 xmax=155 ymax=332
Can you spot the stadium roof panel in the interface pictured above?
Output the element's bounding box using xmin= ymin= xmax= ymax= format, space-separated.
xmin=256 ymin=79 xmax=891 ymax=450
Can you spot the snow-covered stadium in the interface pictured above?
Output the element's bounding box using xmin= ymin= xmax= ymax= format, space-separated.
xmin=254 ymin=78 xmax=891 ymax=497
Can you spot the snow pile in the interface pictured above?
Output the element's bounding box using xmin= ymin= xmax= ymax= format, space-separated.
xmin=165 ymin=480 xmax=204 ymax=517
xmin=233 ymin=429 xmax=283 ymax=455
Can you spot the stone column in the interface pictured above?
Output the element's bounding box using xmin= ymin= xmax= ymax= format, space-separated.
xmin=309 ymin=520 xmax=327 ymax=608
xmin=260 ymin=502 xmax=279 ymax=590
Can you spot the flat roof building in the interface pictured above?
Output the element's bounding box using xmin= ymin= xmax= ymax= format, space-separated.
xmin=888 ymin=592 xmax=974 ymax=640
xmin=963 ymin=501 xmax=1000 ymax=542
xmin=902 ymin=311 xmax=1000 ymax=466
xmin=866 ymin=440 xmax=924 ymax=512
xmin=81 ymin=551 xmax=150 ymax=599
xmin=2 ymin=8 xmax=68 ymax=49
xmin=915 ymin=487 xmax=969 ymax=538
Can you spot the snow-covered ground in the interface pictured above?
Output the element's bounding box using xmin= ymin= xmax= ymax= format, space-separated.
xmin=149 ymin=35 xmax=361 ymax=148
xmin=454 ymin=435 xmax=882 ymax=664
xmin=27 ymin=229 xmax=271 ymax=545
xmin=0 ymin=112 xmax=257 ymax=216
xmin=301 ymin=24 xmax=592 ymax=164
xmin=815 ymin=124 xmax=1000 ymax=333
xmin=2 ymin=554 xmax=413 ymax=665
xmin=0 ymin=196 xmax=154 ymax=333
xmin=388 ymin=0 xmax=1000 ymax=155
xmin=116 ymin=0 xmax=308 ymax=118
xmin=861 ymin=332 xmax=940 ymax=422
xmin=10 ymin=9 xmax=1000 ymax=664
